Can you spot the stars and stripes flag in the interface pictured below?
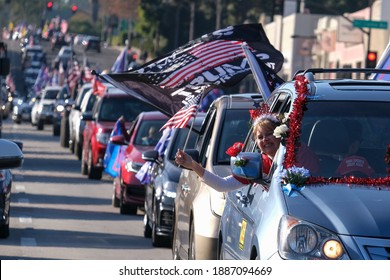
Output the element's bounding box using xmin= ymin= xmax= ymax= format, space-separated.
xmin=160 ymin=94 xmax=201 ymax=131
xmin=101 ymin=23 xmax=284 ymax=117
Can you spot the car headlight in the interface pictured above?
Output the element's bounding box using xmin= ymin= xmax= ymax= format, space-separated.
xmin=125 ymin=161 xmax=144 ymax=173
xmin=96 ymin=131 xmax=110 ymax=145
xmin=278 ymin=215 xmax=348 ymax=260
xmin=56 ymin=104 xmax=65 ymax=112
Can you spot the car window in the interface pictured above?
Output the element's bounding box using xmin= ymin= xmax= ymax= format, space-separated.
xmin=168 ymin=128 xmax=199 ymax=161
xmin=301 ymin=100 xmax=390 ymax=178
xmin=216 ymin=109 xmax=252 ymax=164
xmin=98 ymin=97 xmax=156 ymax=122
xmin=134 ymin=120 xmax=167 ymax=146
xmin=44 ymin=89 xmax=59 ymax=99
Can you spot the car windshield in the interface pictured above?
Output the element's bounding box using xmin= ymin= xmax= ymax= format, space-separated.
xmin=217 ymin=109 xmax=251 ymax=164
xmin=98 ymin=97 xmax=156 ymax=122
xmin=300 ymin=101 xmax=390 ymax=179
xmin=44 ymin=89 xmax=60 ymax=99
xmin=134 ymin=120 xmax=167 ymax=146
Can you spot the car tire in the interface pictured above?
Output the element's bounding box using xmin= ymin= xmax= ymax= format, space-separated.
xmin=119 ymin=189 xmax=137 ymax=215
xmin=53 ymin=124 xmax=60 ymax=136
xmin=152 ymin=222 xmax=166 ymax=247
xmin=60 ymin=117 xmax=69 ymax=147
xmin=0 ymin=223 xmax=10 ymax=239
xmin=37 ymin=119 xmax=44 ymax=130
xmin=144 ymin=214 xmax=152 ymax=238
xmin=75 ymin=141 xmax=82 ymax=160
xmin=87 ymin=146 xmax=102 ymax=180
xmin=112 ymin=186 xmax=120 ymax=208
xmin=81 ymin=148 xmax=88 ymax=175
xmin=69 ymin=136 xmax=75 ymax=153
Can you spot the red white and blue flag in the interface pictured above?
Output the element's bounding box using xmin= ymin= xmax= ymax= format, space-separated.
xmin=160 ymin=94 xmax=201 ymax=130
xmin=101 ymin=23 xmax=284 ymax=117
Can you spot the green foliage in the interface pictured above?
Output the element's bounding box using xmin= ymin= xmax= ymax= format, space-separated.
xmin=67 ymin=20 xmax=101 ymax=37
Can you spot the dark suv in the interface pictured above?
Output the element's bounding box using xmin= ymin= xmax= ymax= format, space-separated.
xmin=218 ymin=69 xmax=390 ymax=260
xmin=81 ymin=86 xmax=156 ymax=180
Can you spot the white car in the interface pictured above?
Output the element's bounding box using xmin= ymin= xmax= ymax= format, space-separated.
xmin=31 ymin=86 xmax=61 ymax=130
xmin=69 ymin=86 xmax=97 ymax=160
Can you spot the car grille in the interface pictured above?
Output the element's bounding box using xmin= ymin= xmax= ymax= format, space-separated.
xmin=160 ymin=210 xmax=173 ymax=227
xmin=354 ymin=236 xmax=390 ymax=260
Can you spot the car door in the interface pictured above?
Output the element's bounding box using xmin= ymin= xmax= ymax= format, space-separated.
xmin=176 ymin=108 xmax=215 ymax=254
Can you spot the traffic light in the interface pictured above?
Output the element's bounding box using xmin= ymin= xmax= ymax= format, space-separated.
xmin=71 ymin=5 xmax=78 ymax=13
xmin=366 ymin=51 xmax=377 ymax=68
xmin=47 ymin=1 xmax=53 ymax=10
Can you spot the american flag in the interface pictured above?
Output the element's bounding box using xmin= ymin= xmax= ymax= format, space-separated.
xmin=160 ymin=94 xmax=201 ymax=130
xmin=102 ymin=23 xmax=284 ymax=117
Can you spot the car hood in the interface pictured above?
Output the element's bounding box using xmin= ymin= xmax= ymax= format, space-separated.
xmin=286 ymin=183 xmax=390 ymax=237
xmin=125 ymin=145 xmax=153 ymax=162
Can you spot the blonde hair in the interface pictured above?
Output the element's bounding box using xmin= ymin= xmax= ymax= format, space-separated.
xmin=253 ymin=114 xmax=281 ymax=136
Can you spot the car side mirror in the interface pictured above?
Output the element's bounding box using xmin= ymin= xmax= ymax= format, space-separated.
xmin=142 ymin=150 xmax=159 ymax=162
xmin=110 ymin=135 xmax=128 ymax=145
xmin=0 ymin=139 xmax=24 ymax=169
xmin=230 ymin=152 xmax=263 ymax=182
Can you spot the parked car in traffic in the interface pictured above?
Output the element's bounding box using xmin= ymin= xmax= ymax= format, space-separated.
xmin=110 ymin=111 xmax=168 ymax=215
xmin=218 ymin=68 xmax=390 ymax=260
xmin=172 ymin=93 xmax=262 ymax=260
xmin=68 ymin=83 xmax=93 ymax=158
xmin=52 ymin=85 xmax=72 ymax=136
xmin=12 ymin=96 xmax=34 ymax=124
xmin=142 ymin=113 xmax=205 ymax=247
xmin=81 ymin=85 xmax=156 ymax=180
xmin=31 ymin=85 xmax=62 ymax=130
xmin=0 ymin=139 xmax=24 ymax=238
xmin=83 ymin=36 xmax=101 ymax=53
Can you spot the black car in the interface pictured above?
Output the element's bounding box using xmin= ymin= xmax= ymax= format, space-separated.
xmin=0 ymin=139 xmax=24 ymax=238
xmin=83 ymin=36 xmax=101 ymax=53
xmin=142 ymin=114 xmax=205 ymax=247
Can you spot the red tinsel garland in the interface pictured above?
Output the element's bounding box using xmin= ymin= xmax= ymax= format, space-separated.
xmin=283 ymin=75 xmax=309 ymax=169
xmin=285 ymin=75 xmax=390 ymax=187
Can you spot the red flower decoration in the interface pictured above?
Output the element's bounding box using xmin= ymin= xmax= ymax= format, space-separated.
xmin=226 ymin=142 xmax=244 ymax=157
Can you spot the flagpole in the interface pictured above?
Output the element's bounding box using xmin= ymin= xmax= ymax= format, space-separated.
xmin=241 ymin=43 xmax=272 ymax=100
xmin=182 ymin=89 xmax=206 ymax=151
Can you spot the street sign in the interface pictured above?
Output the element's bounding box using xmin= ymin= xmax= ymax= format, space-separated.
xmin=353 ymin=19 xmax=388 ymax=29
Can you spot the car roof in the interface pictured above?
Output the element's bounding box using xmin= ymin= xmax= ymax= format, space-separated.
xmin=211 ymin=93 xmax=263 ymax=110
xmin=276 ymin=75 xmax=390 ymax=103
xmin=136 ymin=110 xmax=168 ymax=120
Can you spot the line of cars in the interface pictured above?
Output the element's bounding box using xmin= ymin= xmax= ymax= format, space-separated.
xmin=47 ymin=64 xmax=390 ymax=260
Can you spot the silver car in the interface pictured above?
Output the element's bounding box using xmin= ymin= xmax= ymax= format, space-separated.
xmin=218 ymin=68 xmax=390 ymax=260
xmin=172 ymin=93 xmax=263 ymax=259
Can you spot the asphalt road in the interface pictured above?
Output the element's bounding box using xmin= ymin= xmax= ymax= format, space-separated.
xmin=0 ymin=118 xmax=171 ymax=260
xmin=0 ymin=36 xmax=171 ymax=260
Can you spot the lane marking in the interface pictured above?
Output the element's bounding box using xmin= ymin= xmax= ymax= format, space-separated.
xmin=15 ymin=184 xmax=25 ymax=192
xmin=21 ymin=237 xmax=37 ymax=247
xmin=19 ymin=217 xmax=32 ymax=223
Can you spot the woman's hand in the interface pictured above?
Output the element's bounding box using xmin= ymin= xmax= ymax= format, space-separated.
xmin=175 ymin=149 xmax=193 ymax=170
